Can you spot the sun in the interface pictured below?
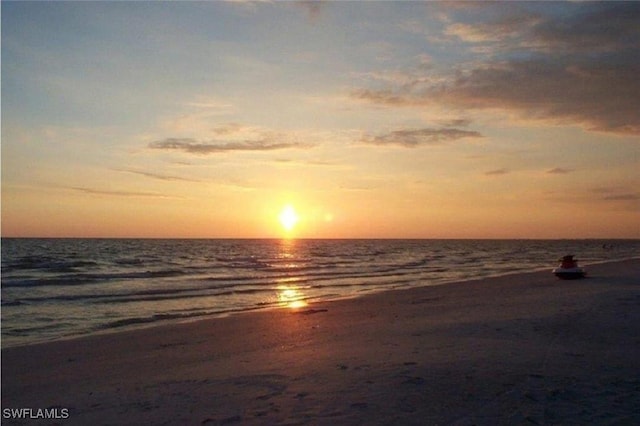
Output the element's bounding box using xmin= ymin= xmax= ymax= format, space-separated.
xmin=278 ymin=205 xmax=299 ymax=233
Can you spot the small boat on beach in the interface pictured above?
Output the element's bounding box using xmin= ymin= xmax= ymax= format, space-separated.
xmin=553 ymin=255 xmax=586 ymax=279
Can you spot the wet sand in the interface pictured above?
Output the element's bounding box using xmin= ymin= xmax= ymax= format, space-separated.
xmin=2 ymin=259 xmax=639 ymax=425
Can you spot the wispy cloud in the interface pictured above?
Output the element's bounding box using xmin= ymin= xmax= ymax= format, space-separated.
xmin=545 ymin=187 xmax=640 ymax=211
xmin=586 ymin=187 xmax=639 ymax=206
xmin=150 ymin=123 xmax=316 ymax=155
xmin=546 ymin=167 xmax=574 ymax=175
xmin=295 ymin=0 xmax=326 ymax=23
xmin=274 ymin=158 xmax=339 ymax=167
xmin=444 ymin=12 xmax=540 ymax=45
xmin=437 ymin=118 xmax=472 ymax=128
xmin=591 ymin=186 xmax=624 ymax=195
xmin=68 ymin=187 xmax=179 ymax=199
xmin=361 ymin=127 xmax=482 ymax=148
xmin=149 ymin=138 xmax=311 ymax=155
xmin=211 ymin=122 xmax=246 ymax=136
xmin=183 ymin=100 xmax=234 ymax=111
xmin=113 ymin=168 xmax=201 ymax=182
xmin=484 ymin=168 xmax=509 ymax=176
xmin=602 ymin=193 xmax=640 ymax=202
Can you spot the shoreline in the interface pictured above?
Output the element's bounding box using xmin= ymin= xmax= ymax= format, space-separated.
xmin=3 ymin=257 xmax=638 ymax=350
xmin=2 ymin=259 xmax=639 ymax=425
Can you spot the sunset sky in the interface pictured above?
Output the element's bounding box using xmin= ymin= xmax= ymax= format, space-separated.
xmin=2 ymin=1 xmax=639 ymax=239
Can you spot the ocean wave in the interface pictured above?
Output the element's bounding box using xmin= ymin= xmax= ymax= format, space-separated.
xmin=2 ymin=256 xmax=100 ymax=273
xmin=4 ymin=322 xmax=70 ymax=335
xmin=99 ymin=312 xmax=205 ymax=329
xmin=1 ymin=268 xmax=187 ymax=288
xmin=91 ymin=287 xmax=271 ymax=305
xmin=1 ymin=300 xmax=26 ymax=307
xmin=97 ymin=305 xmax=269 ymax=331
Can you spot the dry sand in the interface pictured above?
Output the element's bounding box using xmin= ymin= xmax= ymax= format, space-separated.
xmin=2 ymin=259 xmax=639 ymax=425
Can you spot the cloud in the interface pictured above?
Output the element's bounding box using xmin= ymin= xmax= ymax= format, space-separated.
xmin=443 ymin=3 xmax=639 ymax=54
xmin=353 ymin=3 xmax=640 ymax=136
xmin=150 ymin=123 xmax=317 ymax=155
xmin=68 ymin=187 xmax=177 ymax=199
xmin=587 ymin=187 xmax=640 ymax=208
xmin=602 ymin=193 xmax=640 ymax=202
xmin=355 ymin=58 xmax=640 ymax=135
xmin=437 ymin=59 xmax=640 ymax=135
xmin=591 ymin=186 xmax=623 ymax=195
xmin=274 ymin=158 xmax=340 ymax=168
xmin=544 ymin=187 xmax=640 ymax=212
xmin=445 ymin=12 xmax=540 ymax=44
xmin=361 ymin=127 xmax=482 ymax=148
xmin=546 ymin=167 xmax=574 ymax=175
xmin=351 ymin=89 xmax=420 ymax=107
xmin=211 ymin=122 xmax=245 ymax=136
xmin=529 ymin=3 xmax=640 ymax=54
xmin=437 ymin=118 xmax=472 ymax=128
xmin=149 ymin=138 xmax=311 ymax=155
xmin=484 ymin=168 xmax=509 ymax=176
xmin=306 ymin=160 xmax=338 ymax=167
xmin=113 ymin=168 xmax=201 ymax=182
xmin=295 ymin=1 xmax=327 ymax=23
xmin=183 ymin=100 xmax=234 ymax=112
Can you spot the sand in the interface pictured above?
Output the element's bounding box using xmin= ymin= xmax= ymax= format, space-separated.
xmin=2 ymin=259 xmax=639 ymax=425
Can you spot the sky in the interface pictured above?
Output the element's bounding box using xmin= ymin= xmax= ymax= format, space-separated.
xmin=1 ymin=1 xmax=639 ymax=239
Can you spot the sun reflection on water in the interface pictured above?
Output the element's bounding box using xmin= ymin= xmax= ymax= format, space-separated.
xmin=277 ymin=284 xmax=308 ymax=309
xmin=273 ymin=239 xmax=308 ymax=309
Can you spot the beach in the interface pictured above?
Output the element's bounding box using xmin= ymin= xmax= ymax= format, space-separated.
xmin=2 ymin=259 xmax=639 ymax=425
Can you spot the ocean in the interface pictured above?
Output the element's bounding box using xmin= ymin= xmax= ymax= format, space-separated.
xmin=2 ymin=238 xmax=639 ymax=348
